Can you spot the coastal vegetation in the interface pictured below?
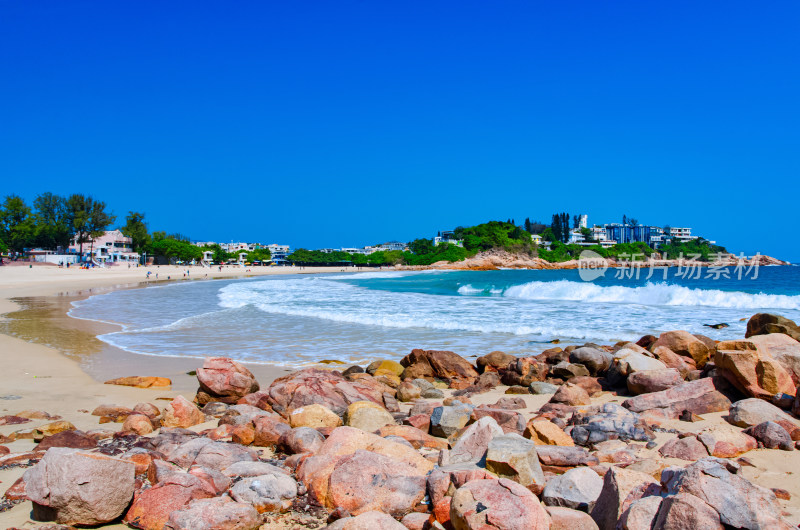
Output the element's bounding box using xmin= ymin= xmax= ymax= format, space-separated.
xmin=0 ymin=192 xmax=733 ymax=265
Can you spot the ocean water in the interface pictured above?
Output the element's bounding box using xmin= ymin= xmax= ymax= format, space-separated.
xmin=69 ymin=266 xmax=800 ymax=367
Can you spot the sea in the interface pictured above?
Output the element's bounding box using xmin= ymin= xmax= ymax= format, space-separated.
xmin=69 ymin=266 xmax=800 ymax=368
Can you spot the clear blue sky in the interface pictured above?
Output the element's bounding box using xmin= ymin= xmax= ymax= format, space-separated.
xmin=2 ymin=1 xmax=798 ymax=260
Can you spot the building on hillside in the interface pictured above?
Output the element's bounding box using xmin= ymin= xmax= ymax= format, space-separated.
xmin=669 ymin=227 xmax=696 ymax=242
xmin=433 ymin=230 xmax=463 ymax=247
xmin=531 ymin=234 xmax=543 ymax=245
xmin=68 ymin=229 xmax=139 ymax=263
xmin=604 ymin=224 xmax=651 ymax=245
xmin=578 ymin=215 xmax=588 ymax=229
xmin=376 ymin=241 xmax=408 ymax=252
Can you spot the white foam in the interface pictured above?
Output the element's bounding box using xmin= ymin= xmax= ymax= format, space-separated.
xmin=502 ymin=280 xmax=800 ymax=310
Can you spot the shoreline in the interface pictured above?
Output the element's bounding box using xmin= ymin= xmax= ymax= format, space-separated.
xmin=0 ymin=265 xmax=799 ymax=526
xmin=0 ymin=264 xmax=376 ymax=526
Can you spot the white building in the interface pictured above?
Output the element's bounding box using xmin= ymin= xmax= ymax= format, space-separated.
xmin=669 ymin=227 xmax=696 ymax=242
xmin=578 ymin=215 xmax=588 ymax=229
xmin=433 ymin=230 xmax=463 ymax=247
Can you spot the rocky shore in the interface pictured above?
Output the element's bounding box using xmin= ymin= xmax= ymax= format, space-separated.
xmin=408 ymin=249 xmax=791 ymax=271
xmin=3 ymin=313 xmax=800 ymax=529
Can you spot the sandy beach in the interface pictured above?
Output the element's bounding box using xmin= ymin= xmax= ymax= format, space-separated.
xmin=0 ymin=264 xmax=365 ymax=527
xmin=1 ymin=264 xmax=799 ymax=528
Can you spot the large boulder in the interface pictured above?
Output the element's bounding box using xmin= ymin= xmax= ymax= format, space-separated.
xmin=163 ymin=395 xmax=206 ymax=428
xmin=164 ymin=497 xmax=261 ymax=530
xmin=727 ymin=398 xmax=800 ymax=438
xmin=536 ymin=445 xmax=599 ymax=468
xmin=430 ymin=401 xmax=474 ymax=438
xmin=279 ymin=426 xmax=326 ymax=454
xmin=626 ymin=369 xmax=683 ymax=395
xmin=745 ymin=313 xmax=800 ymax=341
xmin=744 ymin=421 xmax=794 ymax=450
xmin=569 ymin=403 xmax=654 ymax=445
xmin=616 ymin=496 xmax=662 ymax=530
xmin=524 ymin=419 xmax=574 ymax=446
xmin=229 ymin=472 xmax=298 ymax=513
xmin=400 ymin=349 xmax=479 ymax=389
xmin=470 ymin=407 xmax=526 ymax=434
xmin=289 ymin=403 xmax=342 ymax=429
xmin=450 ymin=416 xmax=504 ymax=464
xmin=196 ymin=357 xmax=260 ymax=404
xmin=344 ymin=401 xmax=395 ymax=432
xmin=746 ymin=333 xmax=800 ymax=383
xmin=658 ymin=436 xmax=709 ymax=460
xmin=450 ymin=478 xmax=551 ymax=530
xmin=714 ymin=341 xmax=796 ymax=399
xmin=477 ymin=351 xmax=516 ymax=373
xmin=549 ymin=384 xmax=591 ymax=406
xmin=651 ymin=346 xmax=694 ymax=377
xmin=190 ymin=440 xmax=259 ymax=471
xmin=652 ymin=492 xmax=723 ymax=529
xmin=653 ymin=330 xmax=711 ymax=368
xmin=124 ymin=473 xmax=217 ymax=529
xmin=500 ymin=357 xmax=549 ymax=387
xmin=484 ymin=433 xmax=545 ymax=488
xmin=24 ymin=448 xmax=135 ymax=526
xmin=621 ymin=377 xmax=733 ymax=420
xmin=542 ymin=467 xmax=603 ymax=512
xmin=323 ymin=449 xmax=427 ymax=517
xmin=427 ymin=462 xmax=497 ymax=506
xmin=297 ymin=427 xmax=433 ymax=513
xmin=265 ymin=368 xmax=387 ymax=417
xmin=569 ymin=347 xmax=612 ymax=376
xmin=661 ymin=457 xmax=793 ymax=529
xmin=590 ymin=467 xmax=659 ymax=530
xmin=613 ymin=348 xmax=667 ymax=376
xmin=696 ymin=425 xmax=757 ymax=458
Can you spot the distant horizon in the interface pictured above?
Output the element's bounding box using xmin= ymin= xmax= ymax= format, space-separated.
xmin=2 ymin=2 xmax=798 ymax=261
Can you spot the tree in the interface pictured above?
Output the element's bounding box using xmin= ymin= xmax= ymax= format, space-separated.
xmin=409 ymin=238 xmax=435 ymax=255
xmin=0 ymin=195 xmax=36 ymax=252
xmin=121 ymin=212 xmax=150 ymax=252
xmin=67 ymin=195 xmax=115 ymax=260
xmin=33 ymin=192 xmax=71 ymax=250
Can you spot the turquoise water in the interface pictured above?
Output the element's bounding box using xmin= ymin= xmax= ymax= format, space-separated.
xmin=69 ymin=266 xmax=800 ymax=367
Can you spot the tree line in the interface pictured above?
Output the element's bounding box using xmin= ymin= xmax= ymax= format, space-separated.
xmin=0 ymin=193 xmax=116 ymax=255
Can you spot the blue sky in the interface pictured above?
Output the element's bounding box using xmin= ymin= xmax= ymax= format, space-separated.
xmin=1 ymin=1 xmax=798 ymax=260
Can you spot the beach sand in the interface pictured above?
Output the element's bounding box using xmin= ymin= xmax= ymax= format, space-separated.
xmin=1 ymin=264 xmax=799 ymax=527
xmin=0 ymin=264 xmax=361 ymax=527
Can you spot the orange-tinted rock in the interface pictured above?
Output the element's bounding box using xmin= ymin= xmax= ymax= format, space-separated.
xmin=231 ymin=424 xmax=255 ymax=445
xmin=658 ymin=436 xmax=709 ymax=460
xmin=105 ymin=376 xmax=172 ymax=388
xmin=621 ymin=377 xmax=733 ymax=419
xmin=697 ymin=425 xmax=757 ymax=458
xmin=236 ymin=390 xmax=275 ymax=411
xmin=37 ymin=430 xmax=98 ymax=450
xmin=124 ymin=473 xmax=216 ymax=529
xmin=403 ymin=414 xmax=431 ymax=433
xmin=325 ymin=449 xmax=427 ymax=516
xmin=162 ymin=396 xmax=205 ymax=429
xmin=376 ymin=424 xmax=447 ymax=450
xmin=123 ymin=414 xmax=155 ymax=435
xmin=253 ymin=416 xmax=291 ymax=447
xmin=3 ymin=476 xmax=27 ymax=501
xmin=653 ymin=331 xmax=711 ymax=368
xmin=476 ymin=351 xmax=516 ymax=373
xmin=471 ymin=407 xmax=525 ymax=435
xmin=714 ymin=345 xmax=796 ymax=399
xmin=400 ymin=349 xmax=479 ymax=389
xmin=91 ymin=404 xmax=134 ymax=423
xmin=25 ymin=448 xmax=136 ymax=526
xmin=524 ymin=419 xmax=574 ymax=446
xmin=450 ymin=478 xmax=550 ymax=529
xmin=500 ymin=357 xmax=549 ymax=387
xmin=627 ymin=369 xmax=684 ymax=395
xmin=196 ymin=357 xmax=260 ymax=404
xmin=164 ymin=496 xmax=260 ymax=530
xmin=266 ymin=368 xmax=387 ymax=417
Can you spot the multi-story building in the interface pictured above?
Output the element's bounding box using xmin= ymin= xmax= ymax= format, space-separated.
xmin=669 ymin=227 xmax=696 ymax=242
xmin=433 ymin=230 xmax=463 ymax=247
xmin=605 ymin=224 xmax=651 ymax=245
xmin=68 ymin=229 xmax=139 ymax=263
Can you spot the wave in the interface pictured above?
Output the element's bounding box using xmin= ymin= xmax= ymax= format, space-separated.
xmin=502 ymin=280 xmax=800 ymax=310
xmin=457 ymin=284 xmax=503 ymax=295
